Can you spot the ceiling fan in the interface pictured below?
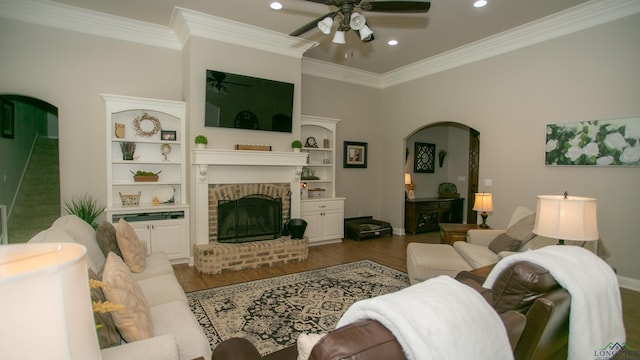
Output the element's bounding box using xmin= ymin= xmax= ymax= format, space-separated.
xmin=290 ymin=0 xmax=431 ymax=44
xmin=206 ymin=70 xmax=250 ymax=94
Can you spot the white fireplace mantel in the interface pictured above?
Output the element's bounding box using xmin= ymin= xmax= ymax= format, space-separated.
xmin=190 ymin=149 xmax=309 ymax=245
xmin=192 ymin=148 xmax=309 ymax=167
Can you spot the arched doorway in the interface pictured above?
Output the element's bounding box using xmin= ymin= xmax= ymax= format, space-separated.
xmin=404 ymin=122 xmax=480 ymax=229
xmin=0 ymin=95 xmax=59 ymax=243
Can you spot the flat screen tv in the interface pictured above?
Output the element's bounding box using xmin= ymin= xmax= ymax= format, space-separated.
xmin=204 ymin=69 xmax=294 ymax=133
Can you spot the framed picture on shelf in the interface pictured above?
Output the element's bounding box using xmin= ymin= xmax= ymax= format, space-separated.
xmin=343 ymin=141 xmax=367 ymax=168
xmin=161 ymin=130 xmax=177 ymax=141
xmin=414 ymin=142 xmax=435 ymax=173
xmin=1 ymin=98 xmax=15 ymax=139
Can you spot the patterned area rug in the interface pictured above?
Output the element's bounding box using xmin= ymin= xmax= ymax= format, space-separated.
xmin=187 ymin=260 xmax=409 ymax=355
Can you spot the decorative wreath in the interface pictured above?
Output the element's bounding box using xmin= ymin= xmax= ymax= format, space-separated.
xmin=133 ymin=112 xmax=162 ymax=138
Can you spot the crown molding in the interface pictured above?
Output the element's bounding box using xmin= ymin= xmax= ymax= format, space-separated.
xmin=2 ymin=0 xmax=638 ymax=88
xmin=381 ymin=0 xmax=640 ymax=88
xmin=306 ymin=0 xmax=640 ymax=89
xmin=170 ymin=7 xmax=317 ymax=59
xmin=302 ymin=58 xmax=382 ymax=88
xmin=0 ymin=0 xmax=181 ymax=49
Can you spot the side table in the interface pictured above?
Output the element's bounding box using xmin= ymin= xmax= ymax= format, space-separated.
xmin=439 ymin=223 xmax=491 ymax=245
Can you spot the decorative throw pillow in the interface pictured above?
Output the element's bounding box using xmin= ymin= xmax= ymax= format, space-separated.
xmin=488 ymin=233 xmax=522 ymax=254
xmin=96 ymin=221 xmax=122 ymax=258
xmin=505 ymin=213 xmax=537 ymax=242
xmin=88 ymin=268 xmax=122 ymax=348
xmin=102 ymin=252 xmax=153 ymax=342
xmin=297 ymin=333 xmax=326 ymax=360
xmin=115 ymin=218 xmax=145 ymax=273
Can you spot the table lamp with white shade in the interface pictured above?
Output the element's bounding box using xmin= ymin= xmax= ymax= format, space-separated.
xmin=0 ymin=242 xmax=101 ymax=359
xmin=472 ymin=192 xmax=493 ymax=228
xmin=532 ymin=192 xmax=599 ymax=245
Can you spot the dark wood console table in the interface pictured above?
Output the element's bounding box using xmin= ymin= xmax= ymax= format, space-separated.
xmin=405 ymin=197 xmax=464 ymax=234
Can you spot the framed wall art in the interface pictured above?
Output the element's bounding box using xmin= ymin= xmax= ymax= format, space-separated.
xmin=1 ymin=98 xmax=15 ymax=139
xmin=414 ymin=142 xmax=435 ymax=173
xmin=161 ymin=130 xmax=177 ymax=141
xmin=343 ymin=141 xmax=367 ymax=168
xmin=545 ymin=117 xmax=640 ymax=166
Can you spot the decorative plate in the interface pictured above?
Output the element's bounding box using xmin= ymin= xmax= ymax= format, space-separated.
xmin=153 ymin=186 xmax=174 ymax=203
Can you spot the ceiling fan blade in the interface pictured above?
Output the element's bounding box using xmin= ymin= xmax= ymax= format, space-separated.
xmin=290 ymin=11 xmax=337 ymax=36
xmin=361 ymin=1 xmax=431 ymax=13
xmin=302 ymin=0 xmax=335 ymax=4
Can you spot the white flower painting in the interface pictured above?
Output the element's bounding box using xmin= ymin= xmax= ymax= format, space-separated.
xmin=545 ymin=117 xmax=640 ymax=166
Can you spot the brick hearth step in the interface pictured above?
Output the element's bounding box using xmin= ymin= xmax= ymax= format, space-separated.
xmin=194 ymin=237 xmax=309 ymax=274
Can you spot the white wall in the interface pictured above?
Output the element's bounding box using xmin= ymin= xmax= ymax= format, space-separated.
xmin=377 ymin=14 xmax=640 ymax=280
xmin=0 ymin=18 xmax=182 ymax=211
xmin=301 ymin=75 xmax=382 ymax=219
xmin=2 ymin=7 xmax=638 ymax=283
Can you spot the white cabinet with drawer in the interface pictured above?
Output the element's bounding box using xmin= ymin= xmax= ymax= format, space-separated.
xmin=300 ymin=198 xmax=345 ymax=245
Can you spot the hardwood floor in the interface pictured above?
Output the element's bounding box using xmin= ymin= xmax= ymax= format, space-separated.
xmin=174 ymin=233 xmax=639 ymax=349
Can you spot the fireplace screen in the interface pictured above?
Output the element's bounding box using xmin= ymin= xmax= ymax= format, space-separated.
xmin=217 ymin=194 xmax=283 ymax=243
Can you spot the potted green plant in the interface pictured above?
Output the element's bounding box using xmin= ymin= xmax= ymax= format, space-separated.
xmin=195 ymin=135 xmax=208 ymax=149
xmin=291 ymin=140 xmax=303 ymax=152
xmin=63 ymin=194 xmax=105 ymax=229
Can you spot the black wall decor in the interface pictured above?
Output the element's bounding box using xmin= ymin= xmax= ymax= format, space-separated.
xmin=414 ymin=142 xmax=435 ymax=173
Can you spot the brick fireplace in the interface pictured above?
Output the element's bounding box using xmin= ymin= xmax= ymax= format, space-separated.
xmin=191 ymin=149 xmax=309 ymax=273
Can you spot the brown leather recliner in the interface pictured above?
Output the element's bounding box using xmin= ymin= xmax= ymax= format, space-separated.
xmin=212 ymin=261 xmax=570 ymax=360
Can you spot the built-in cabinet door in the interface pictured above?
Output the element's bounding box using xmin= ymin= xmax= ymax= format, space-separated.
xmin=151 ymin=220 xmax=186 ymax=258
xmin=322 ymin=210 xmax=344 ymax=240
xmin=119 ymin=219 xmax=187 ymax=260
xmin=301 ymin=211 xmax=323 ymax=243
xmin=300 ymin=199 xmax=345 ymax=244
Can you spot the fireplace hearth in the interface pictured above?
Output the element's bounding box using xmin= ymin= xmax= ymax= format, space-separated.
xmin=217 ymin=194 xmax=282 ymax=243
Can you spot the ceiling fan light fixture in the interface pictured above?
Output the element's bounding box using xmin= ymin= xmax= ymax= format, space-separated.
xmin=317 ymin=17 xmax=334 ymax=34
xmin=349 ymin=12 xmax=366 ymax=31
xmin=359 ymin=25 xmax=374 ymax=41
xmin=332 ymin=30 xmax=346 ymax=44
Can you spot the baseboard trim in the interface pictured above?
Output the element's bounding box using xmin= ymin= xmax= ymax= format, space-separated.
xmin=618 ymin=275 xmax=640 ymax=292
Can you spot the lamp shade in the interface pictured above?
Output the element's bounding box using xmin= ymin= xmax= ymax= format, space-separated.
xmin=359 ymin=25 xmax=374 ymax=41
xmin=332 ymin=30 xmax=346 ymax=44
xmin=349 ymin=12 xmax=366 ymax=30
xmin=0 ymin=243 xmax=100 ymax=359
xmin=472 ymin=193 xmax=493 ymax=212
xmin=317 ymin=17 xmax=333 ymax=34
xmin=404 ymin=173 xmax=412 ymax=185
xmin=533 ymin=195 xmax=599 ymax=241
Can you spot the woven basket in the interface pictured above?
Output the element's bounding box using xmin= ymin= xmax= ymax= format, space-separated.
xmin=119 ymin=192 xmax=141 ymax=206
xmin=134 ymin=175 xmax=159 ymax=182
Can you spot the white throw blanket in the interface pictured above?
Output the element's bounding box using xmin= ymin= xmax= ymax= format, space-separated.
xmin=337 ymin=275 xmax=513 ymax=360
xmin=483 ymin=245 xmax=625 ymax=360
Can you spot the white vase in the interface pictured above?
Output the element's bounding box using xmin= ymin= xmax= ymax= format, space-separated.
xmin=196 ymin=143 xmax=205 ymax=149
xmin=293 ymin=148 xmax=300 ymax=153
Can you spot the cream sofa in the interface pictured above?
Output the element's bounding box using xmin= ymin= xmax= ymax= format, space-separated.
xmin=407 ymin=206 xmax=607 ymax=284
xmin=407 ymin=207 xmax=554 ymax=284
xmin=28 ymin=215 xmax=211 ymax=360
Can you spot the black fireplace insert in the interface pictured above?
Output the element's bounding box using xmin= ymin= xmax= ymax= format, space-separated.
xmin=217 ymin=194 xmax=283 ymax=243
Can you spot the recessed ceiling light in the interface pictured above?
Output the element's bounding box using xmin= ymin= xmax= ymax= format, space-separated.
xmin=270 ymin=2 xmax=283 ymax=10
xmin=388 ymin=39 xmax=398 ymax=46
xmin=473 ymin=0 xmax=487 ymax=8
